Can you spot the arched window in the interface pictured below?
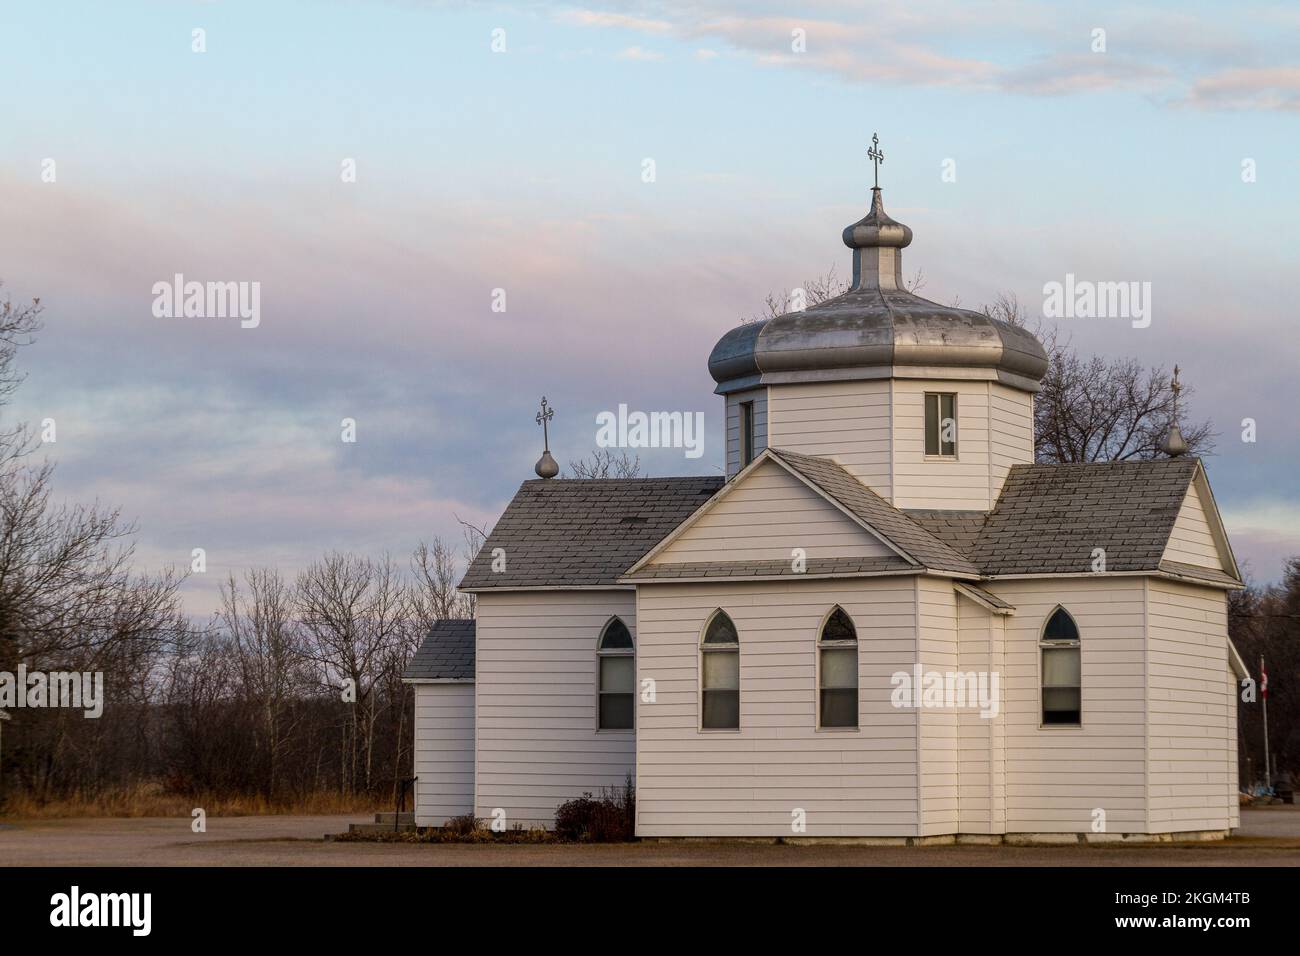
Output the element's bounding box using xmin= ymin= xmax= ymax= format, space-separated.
xmin=597 ymin=617 xmax=634 ymax=730
xmin=1040 ymin=607 xmax=1081 ymax=725
xmin=818 ymin=606 xmax=859 ymax=728
xmin=701 ymin=611 xmax=739 ymax=729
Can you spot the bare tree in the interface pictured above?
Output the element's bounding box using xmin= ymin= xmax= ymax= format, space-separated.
xmin=219 ymin=569 xmax=302 ymax=799
xmin=986 ymin=293 xmax=1215 ymax=462
xmin=295 ymin=553 xmax=408 ymax=794
xmin=409 ymin=538 xmax=471 ymax=628
xmin=566 ymin=449 xmax=642 ymax=479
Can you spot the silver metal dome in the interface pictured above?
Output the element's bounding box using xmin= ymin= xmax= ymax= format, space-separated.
xmin=709 ymin=188 xmax=1049 ymax=395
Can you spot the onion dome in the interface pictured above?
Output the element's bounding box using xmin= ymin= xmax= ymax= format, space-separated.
xmin=709 ymin=174 xmax=1049 ymax=395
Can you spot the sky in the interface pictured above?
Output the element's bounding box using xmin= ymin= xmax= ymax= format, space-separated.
xmin=0 ymin=0 xmax=1297 ymax=614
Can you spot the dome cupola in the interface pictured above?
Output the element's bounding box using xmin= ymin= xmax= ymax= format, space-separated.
xmin=708 ymin=145 xmax=1049 ymax=395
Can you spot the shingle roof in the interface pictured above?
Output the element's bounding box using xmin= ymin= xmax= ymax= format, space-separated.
xmin=768 ymin=449 xmax=980 ymax=575
xmin=459 ymin=477 xmax=724 ymax=590
xmin=967 ymin=458 xmax=1202 ymax=576
xmin=1159 ymin=560 xmax=1242 ymax=588
xmin=903 ymin=510 xmax=989 ymax=556
xmin=625 ymin=555 xmax=914 ymax=581
xmin=402 ymin=620 xmax=475 ymax=682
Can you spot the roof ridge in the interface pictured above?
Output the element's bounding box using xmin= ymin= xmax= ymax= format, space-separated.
xmin=766 ymin=448 xmax=979 ymax=576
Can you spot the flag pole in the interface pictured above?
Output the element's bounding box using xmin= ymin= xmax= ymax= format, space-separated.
xmin=1261 ymin=655 xmax=1270 ymax=791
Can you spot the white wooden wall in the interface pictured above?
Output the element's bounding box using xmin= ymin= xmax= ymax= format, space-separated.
xmin=986 ymin=577 xmax=1149 ymax=834
xmin=412 ymin=683 xmax=475 ymax=826
xmin=474 ymin=590 xmax=637 ymax=828
xmin=1146 ymin=578 xmax=1237 ymax=832
xmin=634 ymin=577 xmax=920 ymax=838
xmin=651 ymin=458 xmax=894 ymax=564
xmin=766 ymin=381 xmax=892 ymax=497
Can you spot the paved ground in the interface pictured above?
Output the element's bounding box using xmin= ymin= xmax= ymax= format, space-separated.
xmin=1 ymin=807 xmax=1297 ymax=866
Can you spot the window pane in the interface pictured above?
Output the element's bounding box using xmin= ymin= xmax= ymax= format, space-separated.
xmin=599 ymin=693 xmax=634 ymax=730
xmin=1044 ymin=608 xmax=1080 ymax=642
xmin=703 ymin=689 xmax=739 ymax=729
xmin=821 ymin=607 xmax=856 ymax=642
xmin=1042 ymin=647 xmax=1080 ymax=685
xmin=600 ymin=619 xmax=633 ymax=649
xmin=1042 ymin=687 xmax=1081 ymax=724
xmin=704 ymin=612 xmax=738 ymax=644
xmin=600 ymin=655 xmax=635 ymax=694
xmin=940 ymin=394 xmax=956 ymax=456
xmin=741 ymin=402 xmax=755 ymax=466
xmin=820 ymin=688 xmax=858 ymax=728
xmin=703 ymin=649 xmax=739 ymax=689
xmin=924 ymin=394 xmax=939 ymax=456
xmin=820 ymin=647 xmax=858 ymax=689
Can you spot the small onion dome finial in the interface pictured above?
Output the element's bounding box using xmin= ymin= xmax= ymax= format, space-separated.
xmin=1161 ymin=423 xmax=1188 ymax=457
xmin=534 ymin=396 xmax=558 ymax=478
xmin=534 ymin=449 xmax=559 ymax=478
xmin=1161 ymin=365 xmax=1188 ymax=456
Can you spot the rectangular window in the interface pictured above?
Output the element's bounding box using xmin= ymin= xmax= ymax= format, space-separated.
xmin=702 ymin=648 xmax=739 ymax=729
xmin=819 ymin=646 xmax=858 ymax=728
xmin=598 ymin=655 xmax=635 ymax=729
xmin=740 ymin=401 xmax=755 ymax=467
xmin=924 ymin=392 xmax=957 ymax=457
xmin=1041 ymin=646 xmax=1081 ymax=725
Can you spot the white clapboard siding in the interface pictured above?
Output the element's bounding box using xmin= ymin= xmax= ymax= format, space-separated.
xmin=988 ymin=385 xmax=1034 ymax=502
xmin=983 ymin=577 xmax=1149 ymax=834
xmin=1146 ymin=578 xmax=1236 ymax=832
xmin=892 ymin=380 xmax=992 ymax=511
xmin=475 ymin=591 xmax=637 ymax=828
xmin=1163 ymin=481 xmax=1224 ymax=570
xmin=766 ymin=381 xmax=893 ymax=498
xmin=955 ymin=590 xmax=1006 ymax=833
xmin=725 ymin=388 xmax=768 ymax=476
xmin=651 ymin=457 xmax=894 ymax=564
xmin=918 ymin=576 xmax=958 ymax=835
xmin=634 ymin=577 xmax=920 ymax=838
xmin=413 ymin=683 xmax=475 ymax=826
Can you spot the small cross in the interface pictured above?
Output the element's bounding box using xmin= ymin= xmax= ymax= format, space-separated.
xmin=535 ymin=396 xmax=554 ymax=450
xmin=867 ymin=132 xmax=884 ymax=189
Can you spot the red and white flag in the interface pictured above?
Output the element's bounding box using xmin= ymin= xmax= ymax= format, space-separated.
xmin=1260 ymin=658 xmax=1268 ymax=700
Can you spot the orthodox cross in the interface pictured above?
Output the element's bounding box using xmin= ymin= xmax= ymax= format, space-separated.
xmin=535 ymin=396 xmax=554 ymax=452
xmin=1170 ymin=365 xmax=1182 ymax=416
xmin=868 ymin=132 xmax=884 ymax=188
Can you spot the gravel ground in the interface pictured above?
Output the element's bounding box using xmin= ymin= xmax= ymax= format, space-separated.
xmin=1 ymin=807 xmax=1297 ymax=866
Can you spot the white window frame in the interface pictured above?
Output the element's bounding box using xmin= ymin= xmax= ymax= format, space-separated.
xmin=596 ymin=616 xmax=635 ymax=732
xmin=1039 ymin=605 xmax=1082 ymax=728
xmin=816 ymin=606 xmax=860 ymax=731
xmin=924 ymin=391 xmax=959 ymax=459
xmin=699 ymin=610 xmax=740 ymax=732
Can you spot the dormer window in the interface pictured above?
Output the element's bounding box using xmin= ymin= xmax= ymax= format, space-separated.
xmin=740 ymin=401 xmax=756 ymax=467
xmin=924 ymin=392 xmax=957 ymax=457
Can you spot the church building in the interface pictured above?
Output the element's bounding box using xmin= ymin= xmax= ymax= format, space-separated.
xmin=404 ymin=165 xmax=1246 ymax=843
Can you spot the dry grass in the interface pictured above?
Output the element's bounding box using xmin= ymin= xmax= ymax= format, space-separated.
xmin=1 ymin=782 xmax=381 ymax=819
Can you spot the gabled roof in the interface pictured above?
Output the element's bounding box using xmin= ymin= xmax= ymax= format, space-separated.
xmin=965 ymin=458 xmax=1230 ymax=578
xmin=768 ymin=450 xmax=980 ymax=575
xmin=402 ymin=620 xmax=475 ymax=682
xmin=459 ymin=477 xmax=723 ymax=590
xmin=624 ymin=448 xmax=980 ymax=580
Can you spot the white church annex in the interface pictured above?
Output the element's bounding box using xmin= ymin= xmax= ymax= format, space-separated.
xmin=403 ymin=166 xmax=1246 ymax=843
